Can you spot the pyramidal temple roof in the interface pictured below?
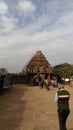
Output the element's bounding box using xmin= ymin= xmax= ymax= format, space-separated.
xmin=22 ymin=51 xmax=52 ymax=74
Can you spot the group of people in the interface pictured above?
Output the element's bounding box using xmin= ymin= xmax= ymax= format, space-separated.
xmin=33 ymin=74 xmax=58 ymax=90
xmin=33 ymin=74 xmax=70 ymax=130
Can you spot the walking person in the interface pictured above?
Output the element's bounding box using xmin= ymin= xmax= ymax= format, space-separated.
xmin=54 ymin=80 xmax=70 ymax=130
xmin=40 ymin=78 xmax=44 ymax=88
xmin=45 ymin=78 xmax=50 ymax=90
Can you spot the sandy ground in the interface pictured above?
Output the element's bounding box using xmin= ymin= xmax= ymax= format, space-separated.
xmin=0 ymin=84 xmax=73 ymax=130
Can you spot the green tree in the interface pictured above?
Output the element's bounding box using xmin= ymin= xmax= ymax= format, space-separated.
xmin=0 ymin=68 xmax=8 ymax=75
xmin=52 ymin=63 xmax=73 ymax=77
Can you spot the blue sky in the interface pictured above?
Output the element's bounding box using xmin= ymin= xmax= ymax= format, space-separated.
xmin=0 ymin=0 xmax=73 ymax=73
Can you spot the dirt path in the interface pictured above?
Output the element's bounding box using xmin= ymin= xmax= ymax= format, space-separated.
xmin=0 ymin=84 xmax=73 ymax=130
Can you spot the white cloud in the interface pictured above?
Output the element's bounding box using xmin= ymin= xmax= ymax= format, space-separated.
xmin=0 ymin=0 xmax=8 ymax=15
xmin=0 ymin=16 xmax=18 ymax=33
xmin=18 ymin=0 xmax=36 ymax=17
xmin=56 ymin=11 xmax=73 ymax=29
xmin=0 ymin=1 xmax=18 ymax=34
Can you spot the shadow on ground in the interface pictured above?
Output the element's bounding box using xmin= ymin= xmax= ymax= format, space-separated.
xmin=0 ymin=84 xmax=28 ymax=130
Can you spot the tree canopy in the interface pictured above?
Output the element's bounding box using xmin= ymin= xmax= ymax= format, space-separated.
xmin=52 ymin=63 xmax=73 ymax=77
xmin=0 ymin=68 xmax=8 ymax=75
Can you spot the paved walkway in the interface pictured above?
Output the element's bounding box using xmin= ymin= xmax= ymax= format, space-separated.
xmin=0 ymin=84 xmax=73 ymax=130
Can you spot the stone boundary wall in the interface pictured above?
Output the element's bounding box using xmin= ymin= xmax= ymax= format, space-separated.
xmin=11 ymin=74 xmax=27 ymax=84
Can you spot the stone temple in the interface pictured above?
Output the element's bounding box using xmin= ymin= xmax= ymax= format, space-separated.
xmin=22 ymin=51 xmax=52 ymax=74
